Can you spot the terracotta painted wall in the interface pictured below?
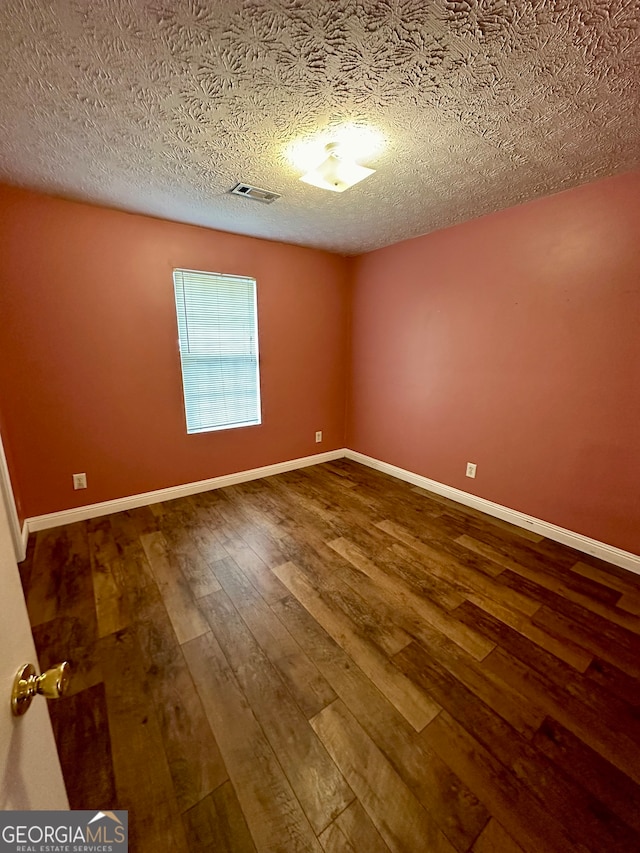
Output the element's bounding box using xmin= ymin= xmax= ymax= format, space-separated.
xmin=0 ymin=185 xmax=350 ymax=519
xmin=348 ymin=171 xmax=640 ymax=554
xmin=2 ymin=174 xmax=639 ymax=554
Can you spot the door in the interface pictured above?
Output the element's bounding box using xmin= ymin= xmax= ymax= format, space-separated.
xmin=0 ymin=440 xmax=68 ymax=809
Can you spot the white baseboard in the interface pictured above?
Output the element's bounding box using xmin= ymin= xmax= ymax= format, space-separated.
xmin=20 ymin=521 xmax=28 ymax=562
xmin=26 ymin=449 xmax=347 ymax=533
xmin=345 ymin=449 xmax=640 ymax=575
xmin=24 ymin=446 xmax=640 ymax=576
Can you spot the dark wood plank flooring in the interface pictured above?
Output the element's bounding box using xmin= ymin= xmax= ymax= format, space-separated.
xmin=20 ymin=460 xmax=640 ymax=852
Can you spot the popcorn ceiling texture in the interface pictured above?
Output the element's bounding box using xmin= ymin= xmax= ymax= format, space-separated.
xmin=0 ymin=0 xmax=638 ymax=254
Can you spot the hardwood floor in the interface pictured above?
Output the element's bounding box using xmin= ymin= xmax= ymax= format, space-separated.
xmin=20 ymin=460 xmax=640 ymax=852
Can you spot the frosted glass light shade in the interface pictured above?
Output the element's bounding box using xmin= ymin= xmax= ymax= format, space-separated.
xmin=300 ymin=152 xmax=375 ymax=192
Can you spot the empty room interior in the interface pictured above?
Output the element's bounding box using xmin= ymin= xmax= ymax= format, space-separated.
xmin=1 ymin=2 xmax=639 ymax=852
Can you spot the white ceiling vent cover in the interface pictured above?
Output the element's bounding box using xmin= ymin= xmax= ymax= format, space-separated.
xmin=229 ymin=183 xmax=281 ymax=203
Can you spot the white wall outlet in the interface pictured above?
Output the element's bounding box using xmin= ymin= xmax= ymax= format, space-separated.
xmin=73 ymin=473 xmax=87 ymax=490
xmin=315 ymin=430 xmax=323 ymax=443
xmin=466 ymin=462 xmax=477 ymax=479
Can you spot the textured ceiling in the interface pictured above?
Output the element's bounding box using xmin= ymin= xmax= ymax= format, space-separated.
xmin=0 ymin=1 xmax=639 ymax=255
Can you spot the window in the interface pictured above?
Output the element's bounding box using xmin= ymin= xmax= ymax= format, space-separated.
xmin=173 ymin=268 xmax=261 ymax=434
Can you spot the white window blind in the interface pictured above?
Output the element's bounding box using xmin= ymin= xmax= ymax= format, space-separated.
xmin=173 ymin=268 xmax=261 ymax=434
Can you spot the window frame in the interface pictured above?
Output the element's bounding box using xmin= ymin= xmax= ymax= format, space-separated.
xmin=172 ymin=267 xmax=262 ymax=435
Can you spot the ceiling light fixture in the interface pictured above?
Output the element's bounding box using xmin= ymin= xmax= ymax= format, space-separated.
xmin=299 ymin=142 xmax=376 ymax=193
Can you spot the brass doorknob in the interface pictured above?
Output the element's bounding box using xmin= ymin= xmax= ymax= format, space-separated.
xmin=11 ymin=661 xmax=71 ymax=716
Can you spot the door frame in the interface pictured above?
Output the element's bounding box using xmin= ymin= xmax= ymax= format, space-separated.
xmin=0 ymin=429 xmax=25 ymax=562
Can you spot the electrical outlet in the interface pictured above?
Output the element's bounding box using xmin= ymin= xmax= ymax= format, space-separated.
xmin=73 ymin=473 xmax=87 ymax=490
xmin=315 ymin=431 xmax=323 ymax=443
xmin=466 ymin=462 xmax=477 ymax=479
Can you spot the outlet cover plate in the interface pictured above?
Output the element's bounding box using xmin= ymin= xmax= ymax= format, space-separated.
xmin=73 ymin=473 xmax=87 ymax=490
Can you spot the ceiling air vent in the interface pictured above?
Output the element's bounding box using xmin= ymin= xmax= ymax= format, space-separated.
xmin=229 ymin=183 xmax=281 ymax=204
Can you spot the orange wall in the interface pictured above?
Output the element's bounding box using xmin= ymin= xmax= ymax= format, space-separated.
xmin=0 ymin=185 xmax=350 ymax=519
xmin=2 ymin=174 xmax=639 ymax=556
xmin=348 ymin=171 xmax=640 ymax=554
